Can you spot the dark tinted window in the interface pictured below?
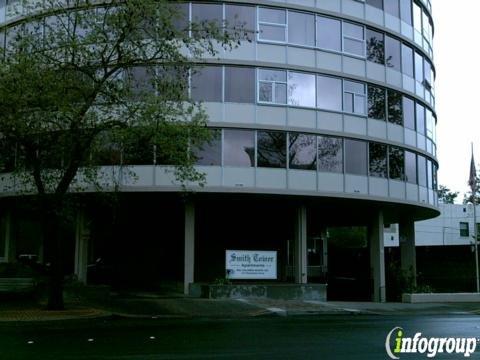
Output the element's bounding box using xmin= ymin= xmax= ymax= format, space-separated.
xmin=389 ymin=146 xmax=404 ymax=180
xmin=257 ymin=131 xmax=286 ymax=168
xmin=417 ymin=155 xmax=427 ymax=186
xmin=369 ymin=143 xmax=387 ymax=178
xmin=191 ymin=66 xmax=222 ymax=102
xmin=387 ymin=90 xmax=403 ymax=125
xmin=225 ymin=66 xmax=255 ymax=103
xmin=403 ymin=96 xmax=415 ymax=130
xmin=318 ymin=136 xmax=343 ymax=173
xmin=225 ymin=5 xmax=255 ymax=41
xmin=224 ymin=129 xmax=255 ymax=167
xmin=289 ymin=134 xmax=317 ymax=170
xmin=345 ymin=139 xmax=367 ymax=175
xmin=405 ymin=151 xmax=417 ymax=184
xmin=194 ymin=129 xmax=221 ymax=166
xmin=366 ymin=29 xmax=384 ymax=65
xmin=385 ymin=36 xmax=401 ymax=71
xmin=368 ymin=86 xmax=386 ymax=121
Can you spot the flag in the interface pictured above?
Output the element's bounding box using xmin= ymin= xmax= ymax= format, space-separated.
xmin=469 ymin=148 xmax=477 ymax=192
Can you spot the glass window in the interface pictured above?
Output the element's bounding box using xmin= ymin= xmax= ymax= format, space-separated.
xmin=424 ymin=60 xmax=432 ymax=85
xmin=343 ymin=22 xmax=365 ymax=57
xmin=366 ymin=0 xmax=383 ymax=10
xmin=417 ymin=155 xmax=427 ymax=187
xmin=403 ymin=96 xmax=415 ymax=130
xmin=191 ymin=66 xmax=222 ymax=102
xmin=426 ymin=109 xmax=434 ymax=140
xmin=413 ymin=2 xmax=422 ymax=33
xmin=389 ymin=146 xmax=404 ymax=180
xmin=385 ymin=36 xmax=401 ymax=71
xmin=289 ymin=133 xmax=316 ymax=170
xmin=316 ymin=16 xmax=341 ymax=51
xmin=432 ymin=164 xmax=438 ymax=190
xmin=258 ymin=69 xmax=287 ymax=104
xmin=343 ymin=80 xmax=366 ymax=115
xmin=259 ymin=7 xmax=286 ymax=42
xmin=368 ymin=85 xmax=386 ymax=121
xmin=460 ymin=222 xmax=469 ymax=237
xmin=288 ymin=11 xmax=314 ymax=46
xmin=401 ymin=44 xmax=414 ymax=77
xmin=416 ymin=103 xmax=425 ymax=135
xmin=415 ymin=52 xmax=424 ymax=82
xmin=366 ymin=29 xmax=384 ymax=65
xmin=223 ymin=129 xmax=255 ymax=167
xmin=345 ymin=139 xmax=367 ymax=175
xmin=369 ymin=143 xmax=387 ymax=178
xmin=225 ymin=5 xmax=256 ymax=41
xmin=126 ymin=66 xmax=154 ymax=99
xmin=318 ymin=136 xmax=343 ymax=173
xmin=400 ymin=0 xmax=412 ymax=25
xmin=387 ymin=90 xmax=402 ymax=125
xmin=427 ymin=159 xmax=433 ymax=189
xmin=288 ymin=72 xmax=316 ymax=107
xmin=257 ymin=131 xmax=286 ymax=168
xmin=405 ymin=151 xmax=417 ymax=184
xmin=384 ymin=0 xmax=399 ymax=17
xmin=317 ymin=75 xmax=342 ymax=111
xmin=172 ymin=3 xmax=189 ymax=32
xmin=194 ymin=129 xmax=221 ymax=166
xmin=192 ymin=3 xmax=222 ymax=24
xmin=225 ymin=66 xmax=255 ymax=103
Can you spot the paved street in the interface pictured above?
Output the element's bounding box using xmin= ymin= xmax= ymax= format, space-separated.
xmin=2 ymin=315 xmax=480 ymax=359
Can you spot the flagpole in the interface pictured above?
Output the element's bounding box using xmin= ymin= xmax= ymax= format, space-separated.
xmin=472 ymin=143 xmax=479 ymax=292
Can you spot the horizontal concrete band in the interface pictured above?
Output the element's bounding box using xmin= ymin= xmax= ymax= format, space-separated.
xmin=402 ymin=293 xmax=480 ymax=303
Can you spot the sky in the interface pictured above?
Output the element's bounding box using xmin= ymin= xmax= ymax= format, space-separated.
xmin=434 ymin=0 xmax=480 ymax=200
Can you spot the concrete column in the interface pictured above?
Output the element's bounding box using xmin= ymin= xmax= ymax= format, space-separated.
xmin=74 ymin=209 xmax=90 ymax=284
xmin=294 ymin=205 xmax=307 ymax=284
xmin=399 ymin=220 xmax=417 ymax=288
xmin=369 ymin=210 xmax=386 ymax=302
xmin=184 ymin=201 xmax=195 ymax=295
xmin=4 ymin=210 xmax=14 ymax=262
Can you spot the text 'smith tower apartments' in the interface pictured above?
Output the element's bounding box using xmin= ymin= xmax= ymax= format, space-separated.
xmin=0 ymin=0 xmax=438 ymax=302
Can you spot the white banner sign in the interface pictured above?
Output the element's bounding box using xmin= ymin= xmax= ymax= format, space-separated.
xmin=225 ymin=250 xmax=277 ymax=280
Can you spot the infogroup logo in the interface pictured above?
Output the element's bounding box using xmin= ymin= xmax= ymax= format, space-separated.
xmin=385 ymin=327 xmax=477 ymax=359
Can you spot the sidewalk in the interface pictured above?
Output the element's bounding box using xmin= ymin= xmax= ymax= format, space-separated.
xmin=1 ymin=293 xmax=480 ymax=322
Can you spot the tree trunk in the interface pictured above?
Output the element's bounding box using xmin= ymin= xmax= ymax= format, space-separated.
xmin=42 ymin=199 xmax=65 ymax=311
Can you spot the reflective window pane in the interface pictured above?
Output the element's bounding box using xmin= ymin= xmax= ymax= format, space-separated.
xmin=259 ymin=69 xmax=286 ymax=82
xmin=344 ymin=81 xmax=365 ymax=94
xmin=417 ymin=155 xmax=427 ymax=187
xmin=224 ymin=129 xmax=255 ymax=167
xmin=288 ymin=72 xmax=316 ymax=107
xmin=194 ymin=130 xmax=221 ymax=166
xmin=424 ymin=60 xmax=432 ymax=85
xmin=366 ymin=28 xmax=384 ymax=65
xmin=289 ymin=133 xmax=316 ymax=170
xmin=389 ymin=146 xmax=404 ymax=180
xmin=405 ymin=151 xmax=417 ymax=184
xmin=368 ymin=85 xmax=385 ymax=121
xmin=384 ymin=0 xmax=399 ymax=17
xmin=400 ymin=0 xmax=412 ymax=25
xmin=343 ymin=22 xmax=364 ymax=39
xmin=367 ymin=0 xmax=383 ymax=10
xmin=387 ymin=90 xmax=403 ymax=125
xmin=225 ymin=5 xmax=256 ymax=41
xmin=316 ymin=16 xmax=341 ymax=51
xmin=344 ymin=38 xmax=364 ymax=56
xmin=192 ymin=3 xmax=222 ymax=24
xmin=385 ymin=35 xmax=401 ymax=71
xmin=318 ymin=136 xmax=343 ymax=173
xmin=413 ymin=3 xmax=422 ymax=33
xmin=345 ymin=139 xmax=367 ymax=175
xmin=259 ymin=24 xmax=285 ymax=42
xmin=288 ymin=11 xmax=314 ymax=46
xmin=317 ymin=75 xmax=342 ymax=111
xmin=403 ymin=96 xmax=415 ymax=130
xmin=257 ymin=131 xmax=286 ymax=168
xmin=426 ymin=109 xmax=434 ymax=140
xmin=225 ymin=66 xmax=255 ymax=103
xmin=259 ymin=7 xmax=286 ymax=24
xmin=415 ymin=52 xmax=424 ymax=82
xmin=275 ymin=83 xmax=287 ymax=104
xmin=416 ymin=103 xmax=425 ymax=135
xmin=427 ymin=159 xmax=433 ymax=189
xmin=369 ymin=143 xmax=387 ymax=178
xmin=191 ymin=66 xmax=222 ymax=102
xmin=402 ymin=44 xmax=414 ymax=77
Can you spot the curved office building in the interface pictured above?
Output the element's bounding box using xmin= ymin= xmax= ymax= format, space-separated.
xmin=0 ymin=0 xmax=438 ymax=301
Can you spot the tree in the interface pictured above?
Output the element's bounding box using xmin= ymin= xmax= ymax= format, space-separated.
xmin=437 ymin=185 xmax=459 ymax=204
xmin=0 ymin=0 xmax=243 ymax=309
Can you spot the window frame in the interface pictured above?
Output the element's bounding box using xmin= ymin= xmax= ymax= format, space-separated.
xmin=342 ymin=21 xmax=366 ymax=58
xmin=257 ymin=68 xmax=287 ymax=105
xmin=257 ymin=6 xmax=287 ymax=44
